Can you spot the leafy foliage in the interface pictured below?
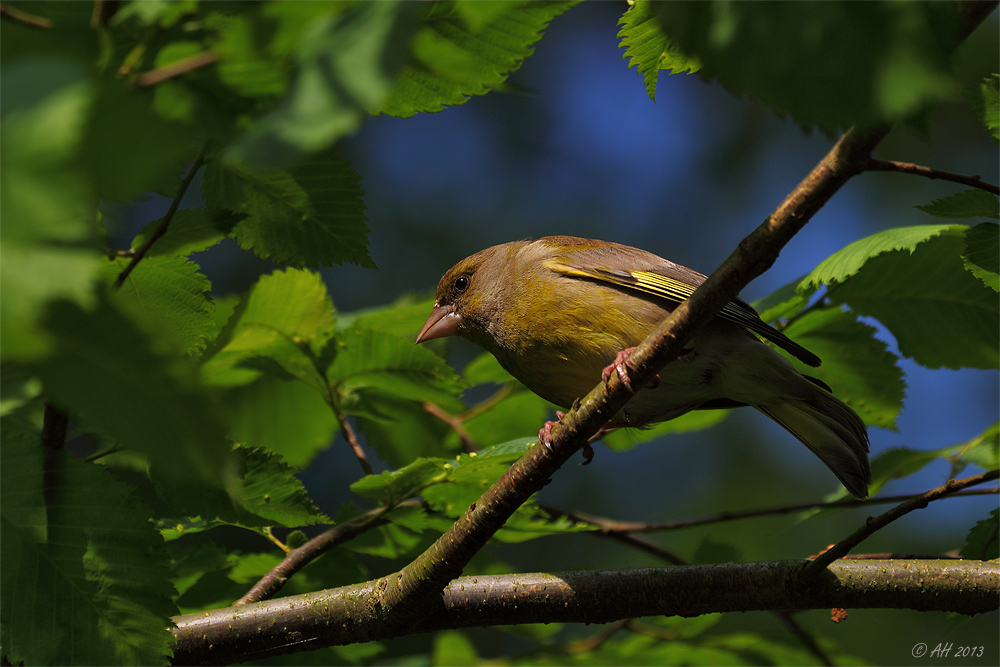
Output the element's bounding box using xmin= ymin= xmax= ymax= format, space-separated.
xmin=617 ymin=0 xmax=700 ymax=101
xmin=1 ymin=1 xmax=996 ymax=665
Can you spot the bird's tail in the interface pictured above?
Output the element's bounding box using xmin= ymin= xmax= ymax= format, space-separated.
xmin=756 ymin=390 xmax=872 ymax=499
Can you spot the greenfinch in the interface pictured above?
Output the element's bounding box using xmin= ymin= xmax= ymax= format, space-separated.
xmin=417 ymin=236 xmax=871 ymax=499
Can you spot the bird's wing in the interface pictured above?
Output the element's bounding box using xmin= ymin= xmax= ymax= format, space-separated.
xmin=545 ymin=252 xmax=821 ymax=367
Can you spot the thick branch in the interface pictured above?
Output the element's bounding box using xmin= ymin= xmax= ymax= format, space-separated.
xmin=170 ymin=559 xmax=999 ymax=664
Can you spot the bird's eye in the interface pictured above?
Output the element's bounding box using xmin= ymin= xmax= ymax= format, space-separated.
xmin=453 ymin=275 xmax=470 ymax=294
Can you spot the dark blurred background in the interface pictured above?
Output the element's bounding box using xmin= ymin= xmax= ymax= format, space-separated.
xmin=111 ymin=2 xmax=998 ymax=662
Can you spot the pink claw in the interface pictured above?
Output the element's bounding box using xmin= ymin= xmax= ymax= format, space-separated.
xmin=601 ymin=347 xmax=637 ymax=394
xmin=539 ymin=411 xmax=567 ymax=450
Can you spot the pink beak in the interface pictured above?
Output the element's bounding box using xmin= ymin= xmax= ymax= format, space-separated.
xmin=416 ymin=304 xmax=462 ymax=343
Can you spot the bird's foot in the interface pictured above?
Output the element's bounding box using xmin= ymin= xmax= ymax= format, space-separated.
xmin=602 ymin=347 xmax=637 ymax=393
xmin=539 ymin=411 xmax=566 ymax=450
xmin=601 ymin=347 xmax=660 ymax=393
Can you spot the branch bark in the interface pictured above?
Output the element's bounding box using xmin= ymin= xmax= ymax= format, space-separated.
xmin=170 ymin=559 xmax=1000 ymax=664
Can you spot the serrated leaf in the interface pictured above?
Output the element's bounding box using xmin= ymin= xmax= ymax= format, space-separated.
xmin=653 ymin=1 xmax=960 ymax=131
xmin=801 ymin=224 xmax=964 ymax=289
xmin=357 ymin=396 xmax=460 ymax=469
xmin=1 ymin=61 xmax=99 ymax=361
xmin=601 ymin=409 xmax=731 ymax=452
xmin=80 ymin=79 xmax=196 ymax=202
xmin=1 ymin=432 xmax=176 ymax=666
xmin=379 ymin=1 xmax=578 ymax=117
xmin=963 ymin=222 xmax=999 ymax=292
xmin=202 ymin=268 xmax=336 ymax=388
xmin=824 ymin=229 xmax=999 ymax=369
xmin=464 ymin=390 xmax=552 ymax=449
xmin=203 ymin=149 xmax=373 ymax=268
xmin=977 ymin=73 xmax=999 ymax=144
xmin=618 ymin=0 xmax=700 ymax=101
xmin=753 ymin=275 xmax=812 ymax=323
xmin=37 ymin=298 xmax=238 ymax=498
xmin=350 ymin=458 xmax=447 ymax=501
xmin=131 ymin=208 xmax=238 ymax=258
xmin=231 ymin=1 xmax=421 ymax=165
xmin=867 ymin=447 xmax=942 ymax=496
xmin=781 ymin=309 xmax=905 ymax=430
xmin=100 ymin=255 xmax=216 ymax=355
xmin=236 ymin=447 xmax=330 ymax=527
xmin=946 ymin=422 xmax=1000 ymax=472
xmin=328 ymin=328 xmax=465 ymax=408
xmin=960 ymin=509 xmax=999 ymax=560
xmin=226 ymin=376 xmax=337 ymax=469
xmin=916 ymin=189 xmax=999 ymax=219
xmin=340 ymin=296 xmax=436 ymax=341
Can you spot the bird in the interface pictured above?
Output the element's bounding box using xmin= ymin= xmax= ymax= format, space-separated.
xmin=416 ymin=235 xmax=871 ymax=499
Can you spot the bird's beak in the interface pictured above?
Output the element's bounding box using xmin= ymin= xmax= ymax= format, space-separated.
xmin=416 ymin=304 xmax=462 ymax=343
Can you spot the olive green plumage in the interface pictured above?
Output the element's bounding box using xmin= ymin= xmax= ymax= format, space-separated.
xmin=418 ymin=236 xmax=871 ymax=498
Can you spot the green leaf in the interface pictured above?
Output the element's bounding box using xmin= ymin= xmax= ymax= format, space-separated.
xmin=80 ymin=80 xmax=196 ymax=202
xmin=202 ymin=268 xmax=336 ymax=388
xmin=231 ymin=1 xmax=422 ymax=165
xmin=916 ymin=189 xmax=999 ymax=219
xmin=867 ymin=447 xmax=942 ymax=496
xmin=343 ymin=521 xmax=425 ymax=559
xmin=1 ymin=432 xmax=177 ymax=666
xmin=692 ymin=537 xmax=743 ymax=564
xmin=379 ymin=1 xmax=579 ymax=117
xmin=946 ymin=422 xmax=1000 ymax=472
xmin=601 ymin=409 xmax=731 ymax=452
xmin=963 ymin=222 xmax=999 ymax=292
xmin=37 ymin=298 xmax=238 ymax=498
xmin=111 ymin=0 xmax=197 ymax=28
xmin=433 ymin=630 xmax=479 ymax=666
xmin=341 ymin=296 xmax=436 ymax=341
xmin=235 ymin=447 xmax=331 ymax=527
xmin=801 ymin=224 xmax=963 ymax=290
xmin=463 ymin=390 xmax=552 ymax=449
xmin=653 ymin=1 xmax=960 ymax=131
xmin=357 ymin=396 xmax=460 ymax=469
xmin=203 ymin=149 xmax=374 ymax=268
xmin=618 ymin=0 xmax=700 ymax=101
xmin=781 ymin=309 xmax=905 ymax=430
xmin=211 ymin=13 xmax=290 ymax=98
xmin=824 ymin=229 xmax=999 ymax=369
xmin=131 ymin=208 xmax=238 ymax=258
xmin=960 ymin=509 xmax=999 ymax=560
xmin=328 ymin=328 xmax=465 ymax=408
xmin=464 ymin=351 xmax=517 ymax=385
xmin=753 ymin=275 xmax=812 ymax=323
xmin=0 ymin=60 xmax=99 ymax=361
xmin=100 ymin=255 xmax=216 ymax=355
xmin=976 ymin=73 xmax=999 ymax=144
xmin=350 ymin=458 xmax=447 ymax=501
xmin=226 ymin=376 xmax=338 ymax=469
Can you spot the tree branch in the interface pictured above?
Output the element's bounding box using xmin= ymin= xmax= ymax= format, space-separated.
xmin=541 ymin=488 xmax=997 ymax=534
xmin=114 ymin=150 xmax=206 ymax=288
xmin=235 ymin=500 xmax=423 ymax=605
xmin=170 ymin=559 xmax=999 ymax=664
xmin=802 ymin=470 xmax=999 ymax=578
xmin=135 ymin=51 xmax=219 ymax=88
xmin=864 ymin=159 xmax=1000 ymax=195
xmin=0 ymin=2 xmax=52 ymax=29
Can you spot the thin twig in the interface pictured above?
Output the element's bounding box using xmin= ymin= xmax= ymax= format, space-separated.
xmin=773 ymin=611 xmax=834 ymax=666
xmin=41 ymin=404 xmax=69 ymax=508
xmin=801 ymin=470 xmax=999 ymax=579
xmin=567 ymin=618 xmax=630 ymax=653
xmin=236 ymin=500 xmax=422 ymax=605
xmin=337 ymin=414 xmax=374 ymax=476
xmin=135 ymin=51 xmax=219 ymax=87
xmin=0 ymin=3 xmax=53 ymax=28
xmin=423 ymin=402 xmax=479 ymax=452
xmin=90 ymin=0 xmax=118 ymax=28
xmin=541 ymin=488 xmax=996 ymax=535
xmin=458 ymin=385 xmax=513 ymax=421
xmin=114 ymin=150 xmax=206 ymax=288
xmin=865 ymin=159 xmax=1000 ymax=195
